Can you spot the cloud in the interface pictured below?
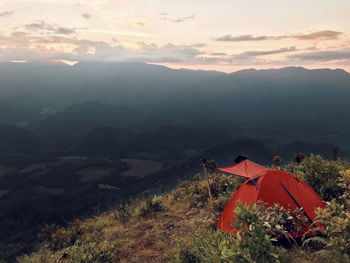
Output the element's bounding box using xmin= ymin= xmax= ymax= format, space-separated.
xmin=214 ymin=30 xmax=342 ymax=42
xmin=234 ymin=47 xmax=297 ymax=59
xmin=0 ymin=31 xmax=203 ymax=63
xmin=129 ymin=42 xmax=203 ymax=63
xmin=292 ymin=30 xmax=342 ymax=40
xmin=0 ymin=10 xmax=14 ymax=17
xmin=24 ymin=21 xmax=76 ymax=35
xmin=0 ymin=27 xmax=303 ymax=67
xmin=55 ymin=27 xmax=75 ymax=35
xmin=289 ymin=48 xmax=350 ymax=61
xmin=161 ymin=13 xmax=196 ymax=23
xmin=3 ymin=22 xmax=346 ymax=68
xmin=136 ymin=21 xmax=145 ymax=27
xmin=81 ymin=13 xmax=92 ymax=20
xmin=208 ymin=52 xmax=227 ymax=56
xmin=214 ymin=34 xmax=282 ymax=42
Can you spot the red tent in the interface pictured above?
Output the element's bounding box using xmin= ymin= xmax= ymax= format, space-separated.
xmin=217 ymin=160 xmax=268 ymax=179
xmin=217 ymin=170 xmax=326 ymax=237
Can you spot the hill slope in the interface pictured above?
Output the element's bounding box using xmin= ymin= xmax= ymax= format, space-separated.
xmin=17 ymin=156 xmax=350 ymax=263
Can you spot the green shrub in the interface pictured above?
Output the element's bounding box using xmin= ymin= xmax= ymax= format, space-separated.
xmin=139 ymin=191 xmax=165 ymax=217
xmin=63 ymin=240 xmax=115 ymax=263
xmin=17 ymin=248 xmax=53 ymax=263
xmin=303 ymin=170 xmax=350 ymax=262
xmin=260 ymin=203 xmax=308 ymax=242
xmin=291 ymin=155 xmax=344 ymax=201
xmin=220 ymin=201 xmax=285 ymax=263
xmin=171 ymin=173 xmax=244 ymax=209
xmin=212 ymin=195 xmax=231 ymax=218
xmin=39 ymin=221 xmax=82 ymax=251
xmin=115 ymin=200 xmax=131 ymax=223
xmin=172 ymin=201 xmax=295 ymax=263
xmin=174 ymin=228 xmax=233 ymax=263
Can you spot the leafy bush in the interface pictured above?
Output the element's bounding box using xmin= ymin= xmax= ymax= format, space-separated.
xmin=139 ymin=191 xmax=165 ymax=217
xmin=171 ymin=173 xmax=244 ymax=209
xmin=62 ymin=240 xmax=115 ymax=263
xmin=289 ymin=155 xmax=345 ymax=201
xmin=17 ymin=248 xmax=53 ymax=263
xmin=174 ymin=228 xmax=233 ymax=263
xmin=258 ymin=203 xmax=308 ymax=242
xmin=211 ymin=195 xmax=231 ymax=218
xmin=39 ymin=221 xmax=82 ymax=251
xmin=115 ymin=200 xmax=131 ymax=223
xmin=173 ymin=201 xmax=296 ymax=263
xmin=303 ymin=169 xmax=350 ymax=262
xmin=220 ymin=202 xmax=289 ymax=263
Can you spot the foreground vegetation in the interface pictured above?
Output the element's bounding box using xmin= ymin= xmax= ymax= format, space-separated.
xmin=17 ymin=155 xmax=350 ymax=262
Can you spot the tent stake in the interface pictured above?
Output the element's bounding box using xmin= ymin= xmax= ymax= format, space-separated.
xmin=203 ymin=164 xmax=213 ymax=203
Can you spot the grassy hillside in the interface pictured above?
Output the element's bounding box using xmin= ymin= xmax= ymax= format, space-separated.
xmin=16 ymin=155 xmax=350 ymax=263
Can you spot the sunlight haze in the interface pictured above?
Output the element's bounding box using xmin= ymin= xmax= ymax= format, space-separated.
xmin=1 ymin=0 xmax=349 ymax=72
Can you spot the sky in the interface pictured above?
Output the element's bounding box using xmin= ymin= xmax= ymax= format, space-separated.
xmin=0 ymin=0 xmax=350 ymax=72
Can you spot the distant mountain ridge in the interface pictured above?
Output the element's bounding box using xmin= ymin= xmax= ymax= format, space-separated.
xmin=1 ymin=62 xmax=350 ymax=150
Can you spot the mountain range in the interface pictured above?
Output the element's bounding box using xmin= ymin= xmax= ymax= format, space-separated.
xmin=0 ymin=62 xmax=349 ymax=260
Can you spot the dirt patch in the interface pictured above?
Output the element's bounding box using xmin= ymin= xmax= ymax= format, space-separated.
xmin=114 ymin=203 xmax=211 ymax=263
xmin=121 ymin=159 xmax=163 ymax=177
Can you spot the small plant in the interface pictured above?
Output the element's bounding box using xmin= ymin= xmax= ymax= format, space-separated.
xmin=65 ymin=240 xmax=115 ymax=263
xmin=293 ymin=153 xmax=305 ymax=164
xmin=115 ymin=200 xmax=131 ymax=223
xmin=303 ymin=170 xmax=350 ymax=262
xmin=292 ymin=155 xmax=344 ymax=201
xmin=171 ymin=173 xmax=244 ymax=209
xmin=174 ymin=228 xmax=232 ymax=263
xmin=139 ymin=191 xmax=165 ymax=217
xmin=173 ymin=201 xmax=294 ymax=263
xmin=220 ymin=201 xmax=284 ymax=263
xmin=39 ymin=220 xmax=82 ymax=251
xmin=260 ymin=203 xmax=309 ymax=242
xmin=273 ymin=155 xmax=282 ymax=166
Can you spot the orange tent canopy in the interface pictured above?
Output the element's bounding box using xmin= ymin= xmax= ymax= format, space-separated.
xmin=217 ymin=170 xmax=326 ymax=238
xmin=217 ymin=160 xmax=268 ymax=179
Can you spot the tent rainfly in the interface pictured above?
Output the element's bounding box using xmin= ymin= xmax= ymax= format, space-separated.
xmin=217 ymin=169 xmax=326 ymax=238
xmin=217 ymin=160 xmax=268 ymax=179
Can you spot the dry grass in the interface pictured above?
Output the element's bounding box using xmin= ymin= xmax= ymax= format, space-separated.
xmin=20 ymin=159 xmax=346 ymax=263
xmin=110 ymin=201 xmax=210 ymax=263
xmin=24 ymin=196 xmax=212 ymax=263
xmin=19 ymin=198 xmax=328 ymax=263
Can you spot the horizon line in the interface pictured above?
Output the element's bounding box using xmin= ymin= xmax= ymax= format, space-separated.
xmin=2 ymin=60 xmax=349 ymax=75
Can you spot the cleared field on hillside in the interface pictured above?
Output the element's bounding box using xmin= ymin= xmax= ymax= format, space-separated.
xmin=0 ymin=165 xmax=15 ymax=178
xmin=121 ymin=159 xmax=163 ymax=177
xmin=36 ymin=186 xmax=66 ymax=195
xmin=0 ymin=189 xmax=10 ymax=198
xmin=78 ymin=167 xmax=114 ymax=182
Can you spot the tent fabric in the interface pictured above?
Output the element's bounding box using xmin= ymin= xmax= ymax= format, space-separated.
xmin=217 ymin=160 xmax=268 ymax=179
xmin=217 ymin=170 xmax=326 ymax=237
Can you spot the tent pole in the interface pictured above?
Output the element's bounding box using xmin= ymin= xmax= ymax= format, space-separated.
xmin=279 ymin=181 xmax=313 ymax=224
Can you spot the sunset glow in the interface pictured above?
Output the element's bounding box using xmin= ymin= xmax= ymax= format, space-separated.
xmin=1 ymin=0 xmax=350 ymax=72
